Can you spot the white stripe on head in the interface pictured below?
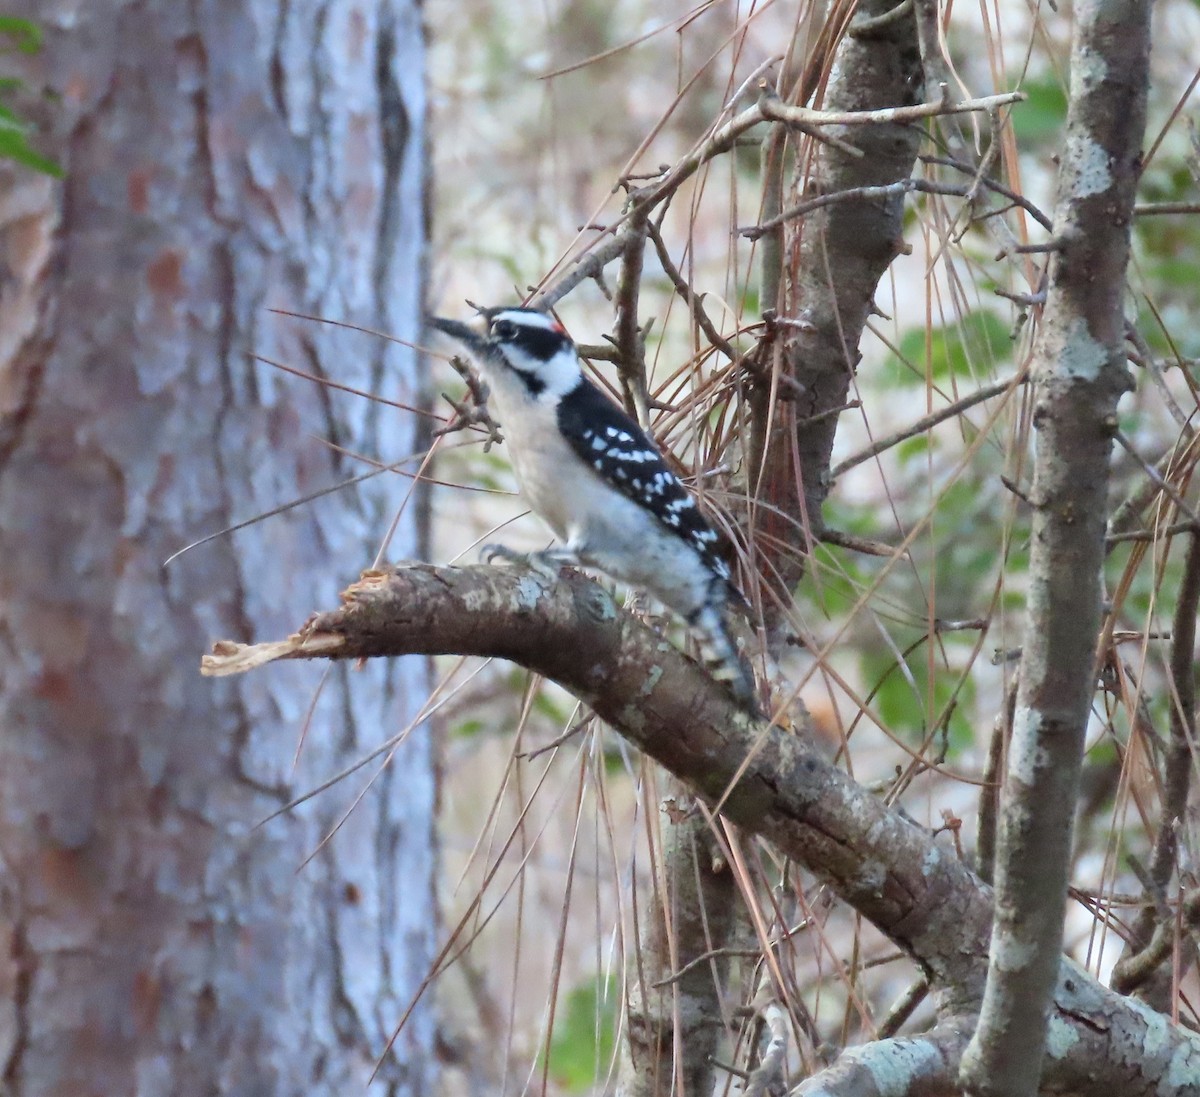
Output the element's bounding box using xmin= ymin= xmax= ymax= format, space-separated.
xmin=489 ymin=308 xmax=561 ymax=333
xmin=485 ymin=308 xmax=581 ymax=401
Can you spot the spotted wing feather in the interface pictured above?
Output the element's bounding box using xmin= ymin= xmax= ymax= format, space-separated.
xmin=556 ymin=380 xmax=732 ymax=585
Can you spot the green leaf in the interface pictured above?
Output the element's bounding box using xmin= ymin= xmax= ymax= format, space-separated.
xmin=1011 ymin=78 xmax=1067 ymax=144
xmin=895 ymin=310 xmax=1011 ymax=382
xmin=0 ymin=17 xmax=43 ymax=54
xmin=0 ymin=126 xmax=61 ymax=176
xmin=862 ymin=645 xmax=975 ymax=750
xmin=450 ymin=717 xmax=487 ymax=740
xmin=544 ymin=974 xmax=617 ymax=1092
xmin=896 ymin=433 xmax=932 ymax=465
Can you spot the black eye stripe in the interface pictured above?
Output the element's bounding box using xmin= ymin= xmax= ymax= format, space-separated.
xmin=508 ymin=325 xmax=566 ymax=360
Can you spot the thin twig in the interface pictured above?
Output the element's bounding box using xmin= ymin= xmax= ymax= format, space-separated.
xmin=1134 ymin=202 xmax=1200 ymax=216
xmin=1107 ymin=520 xmax=1200 ymax=545
xmin=708 ymin=1057 xmax=750 ymax=1081
xmin=995 ymin=239 xmax=1062 ymax=259
xmin=743 ymin=176 xmax=991 ymax=240
xmin=993 ymin=287 xmax=1047 ymax=307
xmin=628 ymin=86 xmax=1024 ymax=217
xmin=1107 ymin=445 xmax=1194 ymax=543
xmin=1114 ymin=430 xmax=1200 ymax=528
xmin=817 ymin=528 xmax=899 ymax=558
xmin=254 ymin=352 xmax=442 ymax=420
xmin=832 ymin=374 xmax=1025 ymax=478
xmin=162 ymin=448 xmax=437 ymax=568
xmin=742 ymin=999 xmax=789 ymax=1097
xmin=1149 ymin=530 xmax=1200 ymax=889
xmin=876 ymin=976 xmax=929 ymax=1038
xmin=1125 ymin=320 xmax=1194 ymax=431
xmin=533 ymin=231 xmax=631 ymax=309
xmin=1111 ymin=908 xmax=1176 ymax=995
xmin=613 ymin=208 xmax=652 ymax=427
xmin=651 ymin=946 xmax=764 ymax=989
xmin=761 ymin=83 xmax=1025 ymax=129
xmin=759 ymin=92 xmax=864 ymax=159
xmin=645 ymin=220 xmax=737 ymax=361
xmin=920 ymin=154 xmax=1054 ymax=230
xmin=435 ymin=354 xmax=504 ymax=450
xmin=849 ymin=0 xmax=914 ymax=37
xmin=796 ymin=400 xmax=861 ymax=426
xmin=977 ymin=679 xmax=1016 ymax=885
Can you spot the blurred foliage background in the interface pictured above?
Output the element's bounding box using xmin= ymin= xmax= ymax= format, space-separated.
xmin=417 ymin=1 xmax=1200 ymax=1091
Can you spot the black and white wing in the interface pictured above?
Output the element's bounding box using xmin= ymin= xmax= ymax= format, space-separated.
xmin=556 ymin=379 xmax=733 ymax=585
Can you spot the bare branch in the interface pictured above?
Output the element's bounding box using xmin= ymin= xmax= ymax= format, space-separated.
xmin=741 ymin=177 xmax=979 ymax=241
xmin=1106 ymin=520 xmax=1200 ymax=545
xmin=790 ymin=1021 xmax=966 ymax=1096
xmin=1114 ymin=531 xmax=1200 ymax=1003
xmin=613 ymin=208 xmax=653 ymax=427
xmin=434 ymin=353 xmax=504 ymax=450
xmin=920 ymin=154 xmax=1055 ymax=232
xmin=1134 ymin=201 xmax=1200 ymax=216
xmin=960 ymin=0 xmax=1153 ymax=1091
xmin=975 ymin=682 xmax=1015 ymax=886
xmin=760 ymin=85 xmax=1025 ymax=131
xmin=1107 ymin=440 xmax=1199 ymax=544
xmin=876 ymin=976 xmax=930 ymax=1040
xmin=1159 ymin=534 xmax=1200 ymax=890
xmin=743 ymin=998 xmax=789 ymax=1097
xmin=1114 ymin=430 xmax=1200 ymax=528
xmin=817 ymin=528 xmax=900 ymax=558
xmin=620 ymin=795 xmax=737 ymax=1097
xmin=849 ymin=0 xmax=915 ymax=38
xmin=202 ymin=562 xmax=1200 ymax=1094
xmin=532 ymin=231 xmax=631 ymax=310
xmin=645 ymin=220 xmax=737 ymax=361
xmin=831 ymin=374 xmax=1026 ymax=479
xmin=750 ymin=0 xmax=928 ymax=619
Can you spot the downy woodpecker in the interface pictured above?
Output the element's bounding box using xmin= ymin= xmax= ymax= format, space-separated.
xmin=430 ymin=306 xmax=755 ymax=708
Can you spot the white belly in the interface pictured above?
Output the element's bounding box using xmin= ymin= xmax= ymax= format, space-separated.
xmin=487 ymin=377 xmax=715 ymax=618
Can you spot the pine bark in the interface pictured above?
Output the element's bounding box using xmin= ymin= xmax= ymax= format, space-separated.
xmin=0 ymin=3 xmax=435 ymax=1093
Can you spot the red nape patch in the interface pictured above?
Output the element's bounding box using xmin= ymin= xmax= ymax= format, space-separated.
xmin=551 ymin=321 xmax=567 ymax=336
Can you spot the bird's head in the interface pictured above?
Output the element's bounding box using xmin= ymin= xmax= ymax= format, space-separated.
xmin=430 ymin=306 xmax=581 ymax=399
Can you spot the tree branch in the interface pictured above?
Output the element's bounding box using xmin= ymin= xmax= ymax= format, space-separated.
xmin=959 ymin=0 xmax=1152 ymax=1093
xmin=619 ymin=793 xmax=737 ymax=1097
xmin=1113 ymin=530 xmax=1200 ymax=1005
xmin=752 ymin=0 xmax=927 ymax=619
xmin=203 ymin=563 xmax=1200 ymax=1094
xmin=830 ymin=373 xmax=1026 ymax=480
xmin=791 ymin=1020 xmax=967 ymax=1096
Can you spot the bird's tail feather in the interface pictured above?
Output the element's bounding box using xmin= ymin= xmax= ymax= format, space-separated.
xmin=690 ymin=602 xmax=759 ymax=714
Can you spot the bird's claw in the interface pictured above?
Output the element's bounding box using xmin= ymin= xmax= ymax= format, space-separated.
xmin=481 ymin=543 xmax=524 ymax=566
xmin=481 ymin=544 xmax=576 ymax=581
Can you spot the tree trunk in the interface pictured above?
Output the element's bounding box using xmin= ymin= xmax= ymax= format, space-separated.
xmin=619 ymin=793 xmax=737 ymax=1097
xmin=0 ymin=3 xmax=435 ymax=1094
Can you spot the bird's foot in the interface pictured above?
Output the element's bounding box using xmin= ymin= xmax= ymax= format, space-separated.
xmin=481 ymin=543 xmax=578 ymax=581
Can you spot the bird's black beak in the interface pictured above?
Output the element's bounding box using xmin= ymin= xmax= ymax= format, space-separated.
xmin=429 ymin=315 xmax=487 ymax=353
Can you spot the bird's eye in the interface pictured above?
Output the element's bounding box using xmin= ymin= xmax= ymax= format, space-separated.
xmin=492 ymin=319 xmax=517 ymax=341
